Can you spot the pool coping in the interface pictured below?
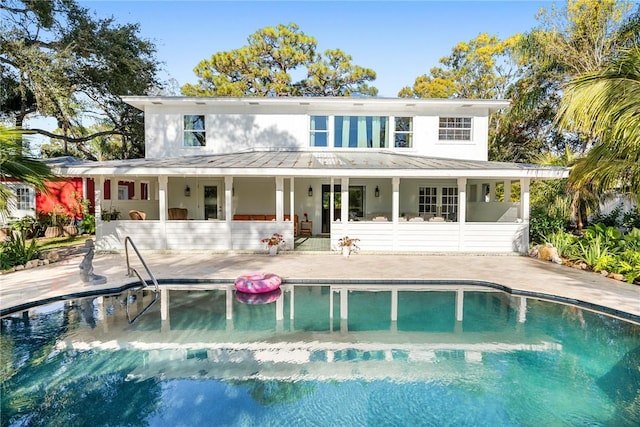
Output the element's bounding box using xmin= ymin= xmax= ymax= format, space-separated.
xmin=2 ymin=278 xmax=639 ymax=325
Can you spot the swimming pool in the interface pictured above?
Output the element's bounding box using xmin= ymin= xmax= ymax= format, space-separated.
xmin=2 ymin=283 xmax=639 ymax=426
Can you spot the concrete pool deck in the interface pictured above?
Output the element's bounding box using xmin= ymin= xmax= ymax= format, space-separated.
xmin=1 ymin=250 xmax=639 ymax=321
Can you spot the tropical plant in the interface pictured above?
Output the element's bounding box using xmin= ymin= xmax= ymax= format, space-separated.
xmin=529 ymin=206 xmax=567 ymax=244
xmin=557 ymin=44 xmax=640 ymax=195
xmin=583 ymin=223 xmax=624 ymax=253
xmin=575 ymin=236 xmax=611 ymax=271
xmin=542 ymin=230 xmax=577 ymax=258
xmin=0 ymin=232 xmax=39 ymax=269
xmin=616 ymin=250 xmax=640 ymax=284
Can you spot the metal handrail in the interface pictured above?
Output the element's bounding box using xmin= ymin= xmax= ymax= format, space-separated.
xmin=124 ymin=236 xmax=159 ymax=323
xmin=124 ymin=236 xmax=159 ymax=292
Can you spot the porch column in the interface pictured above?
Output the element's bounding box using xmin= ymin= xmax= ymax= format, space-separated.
xmin=158 ymin=175 xmax=168 ymax=222
xmin=95 ymin=176 xmax=104 ymax=241
xmin=225 ymin=176 xmax=233 ymax=249
xmin=341 ymin=177 xmax=349 ymax=228
xmin=275 ymin=176 xmax=284 ymax=221
xmin=457 ymin=177 xmax=467 ymax=251
xmin=330 ymin=177 xmax=335 ymax=223
xmin=520 ymin=178 xmax=530 ymax=222
xmin=392 ymin=177 xmax=400 ymax=251
xmin=289 ymin=177 xmax=295 ymax=223
xmin=489 ymin=181 xmax=496 ymax=202
xmin=504 ymin=180 xmax=511 ymax=202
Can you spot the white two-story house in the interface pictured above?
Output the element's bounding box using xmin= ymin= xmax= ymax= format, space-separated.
xmin=56 ymin=96 xmax=568 ymax=253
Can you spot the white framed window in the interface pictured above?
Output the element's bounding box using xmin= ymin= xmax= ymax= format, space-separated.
xmin=438 ymin=117 xmax=471 ymax=141
xmin=334 ymin=116 xmax=388 ymax=148
xmin=310 ymin=116 xmax=328 ymax=147
xmin=16 ymin=187 xmax=34 ymax=210
xmin=184 ymin=115 xmax=206 ymax=147
xmin=418 ymin=187 xmax=438 ymax=215
xmin=394 ymin=117 xmax=413 ymax=148
xmin=441 ymin=187 xmax=458 ymax=221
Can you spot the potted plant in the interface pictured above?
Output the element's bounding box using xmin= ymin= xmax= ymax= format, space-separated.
xmin=43 ymin=205 xmax=65 ymax=238
xmin=338 ymin=236 xmax=360 ymax=257
xmin=261 ymin=233 xmax=285 ymax=256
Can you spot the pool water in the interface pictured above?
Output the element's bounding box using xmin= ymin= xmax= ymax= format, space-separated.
xmin=2 ymin=284 xmax=639 ymax=426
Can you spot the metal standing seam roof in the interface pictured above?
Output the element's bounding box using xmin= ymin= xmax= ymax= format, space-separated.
xmin=56 ymin=151 xmax=570 ymax=179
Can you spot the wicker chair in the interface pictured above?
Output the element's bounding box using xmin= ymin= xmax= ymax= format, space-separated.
xmin=168 ymin=208 xmax=188 ymax=220
xmin=128 ymin=210 xmax=146 ymax=220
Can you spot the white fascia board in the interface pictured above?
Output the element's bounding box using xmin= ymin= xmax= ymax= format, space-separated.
xmin=61 ymin=166 xmax=569 ymax=180
xmin=121 ymin=96 xmax=511 ymax=113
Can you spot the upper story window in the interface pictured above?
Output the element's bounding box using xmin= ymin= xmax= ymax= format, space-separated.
xmin=394 ymin=117 xmax=413 ymax=148
xmin=16 ymin=187 xmax=34 ymax=210
xmin=310 ymin=116 xmax=328 ymax=147
xmin=439 ymin=117 xmax=471 ymax=141
xmin=184 ymin=115 xmax=206 ymax=147
xmin=334 ymin=116 xmax=388 ymax=148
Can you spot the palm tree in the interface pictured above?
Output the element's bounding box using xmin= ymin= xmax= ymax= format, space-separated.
xmin=0 ymin=126 xmax=56 ymax=217
xmin=556 ymin=45 xmax=640 ymax=198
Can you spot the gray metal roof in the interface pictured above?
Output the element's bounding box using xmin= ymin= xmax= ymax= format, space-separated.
xmin=56 ymin=150 xmax=569 ymax=179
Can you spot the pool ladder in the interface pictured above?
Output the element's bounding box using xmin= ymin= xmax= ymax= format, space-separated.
xmin=124 ymin=236 xmax=159 ymax=323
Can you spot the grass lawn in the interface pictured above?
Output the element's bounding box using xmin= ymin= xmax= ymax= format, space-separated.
xmin=37 ymin=235 xmax=92 ymax=251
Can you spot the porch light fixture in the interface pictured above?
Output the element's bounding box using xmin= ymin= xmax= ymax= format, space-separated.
xmin=375 ymin=186 xmax=380 ymax=197
xmin=308 ymin=186 xmax=313 ymax=197
xmin=184 ymin=185 xmax=191 ymax=197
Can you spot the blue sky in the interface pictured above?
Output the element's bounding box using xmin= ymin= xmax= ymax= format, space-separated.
xmin=80 ymin=0 xmax=554 ymax=97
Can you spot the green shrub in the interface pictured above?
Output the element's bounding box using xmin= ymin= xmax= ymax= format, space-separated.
xmin=7 ymin=216 xmax=40 ymax=238
xmin=0 ymin=232 xmax=39 ymax=270
xmin=530 ymin=207 xmax=567 ymax=245
xmin=79 ymin=214 xmax=96 ymax=234
xmin=591 ymin=206 xmax=623 ymax=228
xmin=622 ymin=207 xmax=640 ymax=229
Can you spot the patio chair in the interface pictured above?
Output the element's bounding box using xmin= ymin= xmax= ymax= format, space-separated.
xmin=128 ymin=210 xmax=146 ymax=220
xmin=168 ymin=208 xmax=188 ymax=220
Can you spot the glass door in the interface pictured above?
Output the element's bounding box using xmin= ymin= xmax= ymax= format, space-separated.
xmin=204 ymin=185 xmax=218 ymax=219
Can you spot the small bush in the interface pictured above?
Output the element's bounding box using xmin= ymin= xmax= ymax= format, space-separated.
xmin=530 ymin=207 xmax=567 ymax=244
xmin=0 ymin=232 xmax=39 ymax=270
xmin=542 ymin=230 xmax=577 ymax=258
xmin=622 ymin=207 xmax=640 ymax=229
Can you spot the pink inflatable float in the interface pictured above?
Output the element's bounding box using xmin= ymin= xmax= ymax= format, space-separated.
xmin=234 ymin=272 xmax=282 ymax=294
xmin=235 ymin=287 xmax=282 ymax=305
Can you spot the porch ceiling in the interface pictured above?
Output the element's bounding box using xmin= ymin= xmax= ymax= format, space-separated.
xmin=55 ymin=151 xmax=569 ymax=179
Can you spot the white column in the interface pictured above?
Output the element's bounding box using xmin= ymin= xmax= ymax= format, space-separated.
xmin=504 ymin=180 xmax=511 ymax=202
xmin=158 ymin=176 xmax=168 ymax=222
xmin=225 ymin=176 xmax=233 ymax=249
xmin=95 ymin=176 xmax=104 ymax=241
xmin=392 ymin=177 xmax=400 ymax=251
xmin=340 ymin=288 xmax=348 ymax=320
xmin=341 ymin=177 xmax=349 ymax=226
xmin=520 ymin=178 xmax=530 ymax=221
xmin=518 ymin=296 xmax=527 ymax=323
xmin=289 ymin=177 xmax=295 ymax=225
xmin=457 ymin=177 xmax=467 ymax=251
xmin=275 ymin=176 xmax=284 ymax=221
xmin=489 ymin=181 xmax=496 ymax=202
xmin=330 ymin=177 xmax=335 ymax=223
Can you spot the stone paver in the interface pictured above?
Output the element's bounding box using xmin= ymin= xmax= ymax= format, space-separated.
xmin=1 ymin=251 xmax=639 ymax=321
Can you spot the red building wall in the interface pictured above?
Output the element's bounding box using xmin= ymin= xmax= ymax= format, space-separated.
xmin=35 ymin=178 xmax=96 ymax=219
